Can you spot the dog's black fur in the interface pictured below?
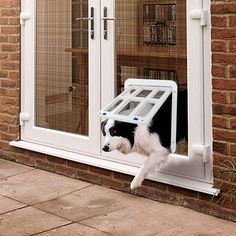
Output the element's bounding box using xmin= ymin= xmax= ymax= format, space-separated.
xmin=101 ymin=90 xmax=188 ymax=150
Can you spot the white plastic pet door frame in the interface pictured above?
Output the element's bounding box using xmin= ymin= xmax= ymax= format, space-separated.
xmin=99 ymin=79 xmax=178 ymax=153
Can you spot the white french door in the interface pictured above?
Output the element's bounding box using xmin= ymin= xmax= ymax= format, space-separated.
xmin=20 ymin=0 xmax=214 ymax=192
xmin=101 ymin=0 xmax=212 ymax=182
xmin=21 ymin=0 xmax=101 ymax=155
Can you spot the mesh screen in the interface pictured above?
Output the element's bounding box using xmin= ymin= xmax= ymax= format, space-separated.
xmin=36 ymin=0 xmax=89 ymax=136
xmin=115 ymin=0 xmax=188 ymax=155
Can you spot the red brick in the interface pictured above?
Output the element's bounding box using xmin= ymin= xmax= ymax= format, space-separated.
xmin=1 ymin=26 xmax=19 ymax=35
xmin=89 ymin=166 xmax=112 ymax=177
xmin=0 ymin=113 xmax=17 ymax=124
xmin=213 ymin=79 xmax=236 ymax=91
xmin=0 ymin=123 xmax=8 ymax=132
xmin=211 ymin=3 xmax=236 ymax=15
xmin=211 ymin=16 xmax=227 ymax=28
xmin=213 ymin=115 xmax=230 ymax=129
xmin=1 ymin=62 xmax=19 ymax=70
xmin=1 ymin=9 xmax=18 ymax=17
xmin=214 ymin=128 xmax=236 ymax=143
xmin=229 ymin=41 xmax=236 ymax=54
xmin=229 ymin=16 xmax=236 ymax=27
xmin=55 ymin=165 xmax=76 ymax=178
xmin=0 ymin=70 xmax=8 ymax=78
xmin=229 ymin=66 xmax=236 ymax=78
xmin=36 ymin=160 xmax=55 ymax=172
xmin=212 ymin=64 xmax=227 ymax=78
xmin=229 ymin=92 xmax=236 ymax=104
xmin=113 ymin=172 xmax=134 ymax=182
xmin=99 ymin=177 xmax=122 ymax=189
xmin=212 ymin=41 xmax=227 ymax=53
xmin=0 ymin=35 xmax=8 ymax=43
xmin=0 ymin=132 xmax=18 ymax=141
xmin=10 ymin=0 xmax=20 ymax=8
xmin=213 ymin=141 xmax=230 ymax=155
xmin=76 ymin=170 xmax=99 ymax=184
xmin=0 ymin=79 xmax=17 ymax=88
xmin=0 ymin=0 xmax=10 ymax=7
xmin=67 ymin=160 xmax=88 ymax=170
xmin=230 ymin=144 xmax=236 ymax=156
xmin=0 ymin=17 xmax=8 ymax=25
xmin=47 ymin=156 xmax=67 ymax=165
xmin=212 ymin=28 xmax=236 ymax=40
xmin=212 ymin=91 xmax=228 ymax=104
xmin=230 ymin=118 xmax=236 ymax=129
xmin=9 ymin=17 xmax=19 ymax=25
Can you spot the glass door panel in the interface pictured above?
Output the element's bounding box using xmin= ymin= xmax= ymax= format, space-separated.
xmin=101 ymin=0 xmax=206 ymax=179
xmin=22 ymin=0 xmax=100 ymax=155
xmin=36 ymin=0 xmax=88 ymax=136
xmin=115 ymin=0 xmax=187 ymax=155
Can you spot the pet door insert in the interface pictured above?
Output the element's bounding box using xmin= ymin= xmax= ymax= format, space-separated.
xmin=98 ymin=79 xmax=178 ymax=153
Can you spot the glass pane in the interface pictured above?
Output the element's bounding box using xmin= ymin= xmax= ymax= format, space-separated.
xmin=153 ymin=90 xmax=165 ymax=99
xmin=115 ymin=0 xmax=188 ymax=155
xmin=107 ymin=100 xmax=123 ymax=112
xmin=36 ymin=0 xmax=89 ymax=136
xmin=136 ymin=89 xmax=152 ymax=97
xmin=137 ymin=103 xmax=155 ymax=117
xmin=117 ymin=101 xmax=140 ymax=115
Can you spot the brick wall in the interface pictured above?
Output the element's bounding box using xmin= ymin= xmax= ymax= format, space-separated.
xmin=0 ymin=0 xmax=236 ymax=222
xmin=211 ymin=0 xmax=236 ymax=221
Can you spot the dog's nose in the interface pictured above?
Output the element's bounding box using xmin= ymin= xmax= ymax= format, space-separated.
xmin=102 ymin=145 xmax=110 ymax=152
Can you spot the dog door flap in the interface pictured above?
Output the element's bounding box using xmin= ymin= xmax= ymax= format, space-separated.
xmin=98 ymin=79 xmax=178 ymax=152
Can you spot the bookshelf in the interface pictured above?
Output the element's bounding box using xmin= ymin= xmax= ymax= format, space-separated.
xmin=143 ymin=3 xmax=176 ymax=46
xmin=140 ymin=0 xmax=186 ymax=52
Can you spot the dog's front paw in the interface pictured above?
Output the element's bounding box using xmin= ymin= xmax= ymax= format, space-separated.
xmin=130 ymin=177 xmax=143 ymax=190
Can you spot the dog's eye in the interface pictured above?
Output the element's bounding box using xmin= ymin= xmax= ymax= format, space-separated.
xmin=109 ymin=128 xmax=117 ymax=136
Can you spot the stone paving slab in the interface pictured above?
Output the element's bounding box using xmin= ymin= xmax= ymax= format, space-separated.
xmin=0 ymin=207 xmax=70 ymax=236
xmin=0 ymin=159 xmax=33 ymax=180
xmin=0 ymin=195 xmax=26 ymax=215
xmin=0 ymin=169 xmax=91 ymax=205
xmin=80 ymin=200 xmax=236 ymax=236
xmin=35 ymin=185 xmax=149 ymax=222
xmin=35 ymin=223 xmax=110 ymax=236
xmin=0 ymin=159 xmax=236 ymax=236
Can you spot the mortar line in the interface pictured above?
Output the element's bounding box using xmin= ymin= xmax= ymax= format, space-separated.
xmin=30 ymin=222 xmax=74 ymax=236
xmin=0 ymin=168 xmax=36 ymax=182
xmin=30 ymin=184 xmax=94 ymax=207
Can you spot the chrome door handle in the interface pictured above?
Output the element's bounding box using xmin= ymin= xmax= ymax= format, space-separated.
xmin=102 ymin=7 xmax=115 ymax=40
xmin=75 ymin=7 xmax=94 ymax=39
xmin=75 ymin=17 xmax=93 ymax=21
xmin=102 ymin=17 xmax=115 ymax=21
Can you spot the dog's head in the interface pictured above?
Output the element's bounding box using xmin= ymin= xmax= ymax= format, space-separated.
xmin=101 ymin=119 xmax=137 ymax=154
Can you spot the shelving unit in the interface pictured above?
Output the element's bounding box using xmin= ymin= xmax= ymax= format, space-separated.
xmin=143 ymin=3 xmax=176 ymax=46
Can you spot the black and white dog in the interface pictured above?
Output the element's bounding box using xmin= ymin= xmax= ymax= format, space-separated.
xmin=101 ymin=90 xmax=188 ymax=189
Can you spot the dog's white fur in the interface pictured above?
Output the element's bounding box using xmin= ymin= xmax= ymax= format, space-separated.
xmin=103 ymin=119 xmax=169 ymax=189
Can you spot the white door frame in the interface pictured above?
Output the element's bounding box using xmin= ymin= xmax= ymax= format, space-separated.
xmin=100 ymin=0 xmax=211 ymax=181
xmin=20 ymin=0 xmax=101 ymax=155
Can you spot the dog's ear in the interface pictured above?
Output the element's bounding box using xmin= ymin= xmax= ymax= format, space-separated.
xmin=101 ymin=120 xmax=108 ymax=136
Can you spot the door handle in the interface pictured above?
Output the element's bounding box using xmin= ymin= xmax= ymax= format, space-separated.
xmin=102 ymin=7 xmax=115 ymax=40
xmin=75 ymin=7 xmax=95 ymax=39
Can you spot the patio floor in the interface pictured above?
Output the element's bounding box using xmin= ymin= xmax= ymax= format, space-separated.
xmin=0 ymin=159 xmax=235 ymax=236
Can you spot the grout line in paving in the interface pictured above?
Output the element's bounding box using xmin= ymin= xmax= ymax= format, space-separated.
xmin=77 ymin=206 xmax=126 ymax=223
xmin=0 ymin=168 xmax=36 ymax=182
xmin=29 ymin=222 xmax=74 ymax=236
xmin=0 ymin=205 xmax=29 ymax=216
xmin=30 ymin=184 xmax=94 ymax=207
xmin=77 ymin=221 xmax=114 ymax=236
